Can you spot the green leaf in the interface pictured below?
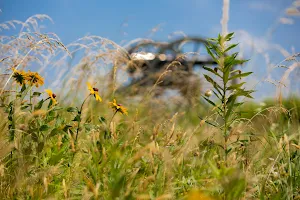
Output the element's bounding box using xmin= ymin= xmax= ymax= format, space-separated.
xmin=208 ymin=43 xmax=222 ymax=57
xmin=225 ymin=94 xmax=237 ymax=121
xmin=49 ymin=149 xmax=65 ymax=165
xmin=52 ymin=107 xmax=63 ymax=111
xmin=207 ymin=38 xmax=217 ymax=42
xmin=228 ymin=89 xmax=254 ymax=100
xmin=227 ymin=93 xmax=238 ymax=105
xmin=225 ymin=146 xmax=232 ymax=154
xmin=47 ymin=100 xmax=53 ymax=109
xmin=212 ymin=90 xmax=222 ymax=100
xmin=63 ymin=125 xmax=73 ymax=132
xmin=34 ymin=99 xmax=44 ymax=110
xmin=203 ymin=66 xmax=221 ymax=78
xmin=230 ymin=59 xmax=249 ymax=66
xmin=48 ymin=128 xmax=64 ymax=138
xmin=21 ymin=104 xmax=31 ymax=110
xmin=236 ymin=89 xmax=255 ymax=98
xmin=223 ymin=53 xmax=240 ymax=83
xmin=224 ymin=68 xmax=230 ymax=84
xmin=227 ymin=82 xmax=246 ymax=90
xmin=84 ymin=123 xmax=93 ymax=131
xmin=203 ymin=74 xmax=223 ymax=95
xmin=202 ymin=96 xmax=223 ymax=112
xmin=32 ymin=92 xmax=41 ymax=97
xmin=66 ymin=107 xmax=78 ymax=112
xmin=225 ymin=32 xmax=234 ymax=41
xmin=73 ymin=114 xmax=81 ymax=122
xmin=229 ymin=72 xmax=253 ymax=80
xmin=230 ymin=69 xmax=241 ymax=74
xmin=205 ymin=45 xmax=218 ymax=63
xmin=39 ymin=124 xmax=50 ymax=131
xmin=202 ymin=95 xmax=216 ymax=107
xmin=224 ymin=52 xmax=239 ymax=69
xmin=225 ymin=43 xmax=238 ymax=52
xmin=48 ymin=110 xmax=55 ymax=118
xmin=20 ymin=84 xmax=26 ymax=93
xmin=218 ymin=33 xmax=222 ymax=43
xmin=198 ymin=116 xmax=219 ymax=128
xmin=99 ymin=116 xmax=106 ymax=123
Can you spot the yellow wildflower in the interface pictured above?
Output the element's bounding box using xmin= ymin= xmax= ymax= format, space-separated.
xmin=11 ymin=68 xmax=27 ymax=86
xmin=109 ymin=99 xmax=128 ymax=115
xmin=87 ymin=82 xmax=102 ymax=102
xmin=45 ymin=89 xmax=57 ymax=105
xmin=26 ymin=71 xmax=44 ymax=87
xmin=187 ymin=190 xmax=215 ymax=200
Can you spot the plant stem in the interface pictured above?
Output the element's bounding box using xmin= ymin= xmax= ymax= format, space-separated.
xmin=223 ymin=84 xmax=228 ymax=165
xmin=221 ymin=37 xmax=228 ymax=165
xmin=108 ymin=111 xmax=118 ymax=137
xmin=74 ymin=95 xmax=90 ymax=146
xmin=30 ymin=88 xmax=32 ymax=111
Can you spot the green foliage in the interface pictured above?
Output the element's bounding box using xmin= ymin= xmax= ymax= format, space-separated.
xmin=202 ymin=32 xmax=254 ymax=164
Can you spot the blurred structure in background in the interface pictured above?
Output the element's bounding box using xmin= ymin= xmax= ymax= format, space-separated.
xmin=121 ymin=37 xmax=218 ymax=103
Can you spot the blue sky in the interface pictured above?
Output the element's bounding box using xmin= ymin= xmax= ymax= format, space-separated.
xmin=1 ymin=0 xmax=299 ymax=99
xmin=1 ymin=0 xmax=299 ymax=44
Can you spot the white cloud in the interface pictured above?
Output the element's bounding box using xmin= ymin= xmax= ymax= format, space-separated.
xmin=249 ymin=1 xmax=275 ymax=12
xmin=234 ymin=30 xmax=290 ymax=57
xmin=279 ymin=17 xmax=294 ymax=25
xmin=293 ymin=0 xmax=300 ymax=7
xmin=286 ymin=7 xmax=300 ymax=16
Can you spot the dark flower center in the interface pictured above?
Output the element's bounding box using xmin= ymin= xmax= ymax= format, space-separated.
xmin=52 ymin=94 xmax=56 ymax=98
xmin=93 ymin=87 xmax=99 ymax=92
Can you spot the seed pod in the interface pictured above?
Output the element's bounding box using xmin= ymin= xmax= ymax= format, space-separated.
xmin=205 ymin=90 xmax=212 ymax=97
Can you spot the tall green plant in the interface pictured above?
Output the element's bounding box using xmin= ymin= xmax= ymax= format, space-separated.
xmin=202 ymin=32 xmax=254 ymax=163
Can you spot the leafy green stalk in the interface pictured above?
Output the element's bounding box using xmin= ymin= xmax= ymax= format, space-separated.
xmin=202 ymin=33 xmax=254 ymax=164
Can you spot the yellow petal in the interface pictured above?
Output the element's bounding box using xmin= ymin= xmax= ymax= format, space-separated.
xmin=95 ymin=93 xmax=102 ymax=102
xmin=45 ymin=89 xmax=53 ymax=97
xmin=86 ymin=82 xmax=94 ymax=94
xmin=122 ymin=109 xmax=128 ymax=115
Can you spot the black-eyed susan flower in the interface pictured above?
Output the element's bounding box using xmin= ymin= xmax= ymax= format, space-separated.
xmin=45 ymin=89 xmax=57 ymax=105
xmin=26 ymin=71 xmax=44 ymax=87
xmin=87 ymin=82 xmax=102 ymax=102
xmin=11 ymin=68 xmax=27 ymax=86
xmin=109 ymin=99 xmax=128 ymax=115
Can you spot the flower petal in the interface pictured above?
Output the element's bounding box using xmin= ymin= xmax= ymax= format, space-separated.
xmin=45 ymin=89 xmax=53 ymax=96
xmin=95 ymin=92 xmax=102 ymax=102
xmin=87 ymin=82 xmax=95 ymax=94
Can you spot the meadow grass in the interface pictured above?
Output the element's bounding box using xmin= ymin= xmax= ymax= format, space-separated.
xmin=0 ymin=15 xmax=300 ymax=200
